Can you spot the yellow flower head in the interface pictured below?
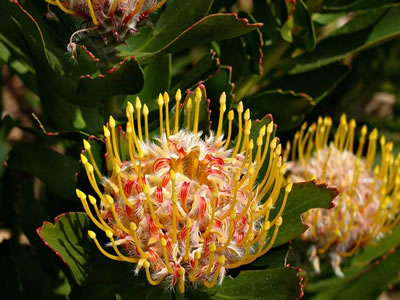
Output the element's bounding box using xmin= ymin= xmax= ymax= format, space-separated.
xmin=77 ymin=87 xmax=291 ymax=292
xmin=45 ymin=0 xmax=167 ymax=52
xmin=286 ymin=115 xmax=400 ymax=276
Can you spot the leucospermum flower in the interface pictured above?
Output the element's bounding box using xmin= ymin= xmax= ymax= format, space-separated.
xmin=286 ymin=115 xmax=400 ymax=276
xmin=45 ymin=0 xmax=167 ymax=53
xmin=76 ymin=87 xmax=292 ymax=292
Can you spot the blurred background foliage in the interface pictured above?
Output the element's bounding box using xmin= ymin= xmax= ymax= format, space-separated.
xmin=1 ymin=0 xmax=400 ymax=299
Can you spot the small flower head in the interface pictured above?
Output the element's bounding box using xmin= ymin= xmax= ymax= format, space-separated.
xmin=46 ymin=0 xmax=167 ymax=49
xmin=78 ymin=87 xmax=290 ymax=292
xmin=286 ymin=115 xmax=400 ymax=276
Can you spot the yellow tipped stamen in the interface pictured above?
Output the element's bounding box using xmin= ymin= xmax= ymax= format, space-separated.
xmin=283 ymin=140 xmax=291 ymax=162
xmin=193 ymin=88 xmax=201 ymax=134
xmin=146 ymin=0 xmax=167 ymax=14
xmin=87 ymin=195 xmax=116 ymax=234
xmin=143 ymin=104 xmax=149 ymax=141
xmin=240 ymin=203 xmax=256 ymax=246
xmin=232 ymin=102 xmax=244 ymax=157
xmin=255 ymin=122 xmax=274 ymax=177
xmin=174 ymin=89 xmax=182 ymax=134
xmin=216 ymin=92 xmax=226 ymax=138
xmin=203 ymin=188 xmax=218 ymax=237
xmin=189 ymin=251 xmax=201 ymax=282
xmin=163 ymin=92 xmax=171 ymax=137
xmin=144 ymin=260 xmax=166 ymax=285
xmin=115 ymin=164 xmax=133 ymax=209
xmin=77 ymin=190 xmax=108 ymax=232
xmin=345 ymin=119 xmax=356 ymax=152
xmin=126 ymin=102 xmax=141 ymax=153
xmin=88 ymin=231 xmax=122 ymax=261
xmin=51 ymin=0 xmax=79 ymax=15
xmin=125 ymin=0 xmax=144 ymax=22
xmin=366 ymin=128 xmax=378 ymax=168
xmin=271 ymin=183 xmax=292 ymax=226
xmin=160 ymin=238 xmax=173 ymax=274
xmin=104 ymin=126 xmax=115 ymax=167
xmin=221 ymin=171 xmax=240 ymax=219
xmin=237 ymin=164 xmax=254 ymax=220
xmin=143 ymin=184 xmax=165 ymax=230
xmin=135 ymin=97 xmax=143 ymax=142
xmin=105 ymin=195 xmax=130 ymax=234
xmin=254 ymin=221 xmax=270 ymax=256
xmin=82 ymin=160 xmax=106 ymax=203
xmin=109 ymin=0 xmax=119 ymax=15
xmin=255 ymin=197 xmax=273 ymax=219
xmin=129 ymin=223 xmax=149 ymax=259
xmin=217 ymin=211 xmax=236 ymax=251
xmin=83 ymin=139 xmax=102 ymax=178
xmin=240 ymin=109 xmax=251 ymax=153
xmin=269 ymin=164 xmax=286 ymax=204
xmin=186 ymin=98 xmax=193 ymax=130
xmin=179 ymin=267 xmax=185 ymax=294
xmin=263 ymin=158 xmax=281 ymax=201
xmin=157 ymin=94 xmax=164 ymax=135
xmin=255 ymin=126 xmax=265 ymax=166
xmin=203 ymin=255 xmax=225 ymax=288
xmin=291 ymin=132 xmax=299 ymax=161
xmin=106 ymin=230 xmax=139 ymax=263
xmin=257 ymin=142 xmax=278 ymax=194
xmin=223 ymin=110 xmax=234 ymax=150
xmin=170 ymin=170 xmax=178 ymax=242
xmin=87 ymin=0 xmax=99 ymax=25
xmin=206 ymin=243 xmax=216 ymax=274
xmin=226 ymin=233 xmax=254 ymax=269
xmin=339 ymin=235 xmax=363 ymax=257
xmin=184 ymin=219 xmax=192 ymax=260
xmin=126 ymin=123 xmax=137 ymax=163
xmin=256 ymin=216 xmax=282 ymax=258
xmin=109 ymin=116 xmax=122 ymax=164
xmin=318 ymin=229 xmax=340 ymax=254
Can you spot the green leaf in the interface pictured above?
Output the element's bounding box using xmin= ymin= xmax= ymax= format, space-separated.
xmin=7 ymin=142 xmax=79 ymax=199
xmin=248 ymin=244 xmax=290 ymax=270
xmin=197 ymin=268 xmax=301 ymax=300
xmin=137 ymin=54 xmax=171 ymax=110
xmin=121 ymin=0 xmax=214 ymax=54
xmin=335 ymin=249 xmax=400 ymax=299
xmin=307 ymin=248 xmax=400 ymax=300
xmin=37 ymin=212 xmax=92 ymax=285
xmin=292 ymin=0 xmax=317 ymax=51
xmin=121 ymin=13 xmax=262 ymax=63
xmin=238 ymin=12 xmax=264 ymax=75
xmin=172 ymin=50 xmax=220 ymax=94
xmin=267 ymin=63 xmax=350 ymax=103
xmin=37 ymin=212 xmax=172 ymax=299
xmin=77 ymin=57 xmax=144 ymax=106
xmin=270 ymin=181 xmax=337 ymax=247
xmin=321 ymin=0 xmax=400 ymax=12
xmin=351 ymin=223 xmax=400 ymax=267
xmin=253 ymin=0 xmax=287 ymax=41
xmin=286 ymin=7 xmax=400 ymax=74
xmin=244 ymin=89 xmax=314 ymax=131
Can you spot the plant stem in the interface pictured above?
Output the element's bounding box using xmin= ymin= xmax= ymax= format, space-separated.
xmin=234 ymin=38 xmax=290 ymax=101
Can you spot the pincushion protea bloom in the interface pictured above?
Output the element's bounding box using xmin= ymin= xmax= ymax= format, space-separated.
xmin=286 ymin=115 xmax=400 ymax=276
xmin=76 ymin=87 xmax=291 ymax=292
xmin=45 ymin=0 xmax=166 ymax=53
